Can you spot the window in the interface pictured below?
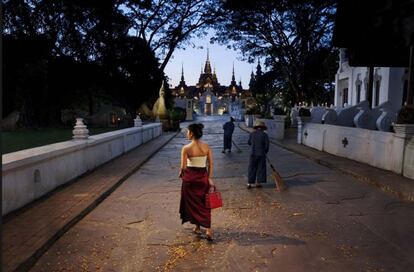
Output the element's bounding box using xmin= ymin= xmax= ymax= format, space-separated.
xmin=342 ymin=88 xmax=348 ymax=106
xmin=206 ymin=95 xmax=211 ymax=103
xmin=374 ymin=80 xmax=380 ymax=106
xmin=356 ymin=84 xmax=361 ymax=103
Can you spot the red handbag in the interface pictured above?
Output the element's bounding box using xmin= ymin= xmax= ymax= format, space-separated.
xmin=206 ymin=186 xmax=223 ymax=209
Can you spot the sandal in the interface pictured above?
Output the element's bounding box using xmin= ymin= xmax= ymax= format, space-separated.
xmin=193 ymin=227 xmax=202 ymax=235
xmin=206 ymin=230 xmax=214 ymax=241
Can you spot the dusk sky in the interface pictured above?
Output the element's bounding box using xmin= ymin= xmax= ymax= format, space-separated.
xmin=164 ymin=30 xmax=260 ymax=90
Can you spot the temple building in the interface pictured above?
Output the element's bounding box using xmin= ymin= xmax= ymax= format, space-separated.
xmin=171 ymin=49 xmax=248 ymax=115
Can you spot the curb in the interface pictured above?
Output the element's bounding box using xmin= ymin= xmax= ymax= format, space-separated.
xmin=237 ymin=122 xmax=414 ymax=202
xmin=16 ymin=132 xmax=179 ymax=272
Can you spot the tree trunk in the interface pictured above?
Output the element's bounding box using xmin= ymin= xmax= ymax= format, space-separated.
xmin=88 ymin=89 xmax=94 ymax=116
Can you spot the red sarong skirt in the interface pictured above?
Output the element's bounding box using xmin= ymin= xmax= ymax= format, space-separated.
xmin=180 ymin=167 xmax=211 ymax=228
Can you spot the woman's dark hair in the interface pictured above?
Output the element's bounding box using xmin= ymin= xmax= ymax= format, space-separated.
xmin=187 ymin=123 xmax=204 ymax=139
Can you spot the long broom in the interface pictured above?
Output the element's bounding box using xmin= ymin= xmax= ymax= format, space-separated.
xmin=266 ymin=157 xmax=286 ymax=192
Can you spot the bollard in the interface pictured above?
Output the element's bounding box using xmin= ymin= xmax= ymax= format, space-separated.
xmin=72 ymin=118 xmax=89 ymax=140
xmin=134 ymin=115 xmax=143 ymax=127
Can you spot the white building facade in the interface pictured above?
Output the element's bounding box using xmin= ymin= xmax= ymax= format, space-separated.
xmin=335 ymin=49 xmax=409 ymax=112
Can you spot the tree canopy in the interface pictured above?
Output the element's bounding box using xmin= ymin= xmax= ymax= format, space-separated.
xmin=3 ymin=0 xmax=223 ymax=127
xmin=3 ymin=0 xmax=338 ymax=127
xmin=214 ymin=0 xmax=337 ymax=107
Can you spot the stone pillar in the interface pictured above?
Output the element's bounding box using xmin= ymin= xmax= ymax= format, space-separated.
xmin=273 ymin=115 xmax=286 ymax=140
xmin=392 ymin=123 xmax=414 ymax=177
xmin=72 ymin=118 xmax=89 ymax=140
xmin=134 ymin=115 xmax=143 ymax=127
xmin=186 ymin=99 xmax=193 ymax=121
xmin=296 ymin=116 xmax=311 ymax=144
xmin=297 ymin=117 xmax=303 ymax=144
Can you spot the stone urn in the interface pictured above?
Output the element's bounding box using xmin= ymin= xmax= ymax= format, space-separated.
xmin=245 ymin=114 xmax=254 ymax=127
xmin=134 ymin=115 xmax=143 ymax=127
xmin=392 ymin=123 xmax=414 ymax=138
xmin=72 ymin=118 xmax=89 ymax=140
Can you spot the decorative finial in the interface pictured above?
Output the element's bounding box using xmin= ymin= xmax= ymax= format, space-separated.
xmin=207 ymin=46 xmax=210 ymax=61
xmin=181 ymin=62 xmax=185 ymax=82
xmin=232 ymin=62 xmax=235 ymax=82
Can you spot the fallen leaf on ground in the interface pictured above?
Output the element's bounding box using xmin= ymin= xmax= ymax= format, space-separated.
xmin=291 ymin=212 xmax=304 ymax=216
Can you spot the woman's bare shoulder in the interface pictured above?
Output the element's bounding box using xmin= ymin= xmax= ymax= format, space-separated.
xmin=199 ymin=141 xmax=211 ymax=150
xmin=182 ymin=144 xmax=191 ymax=151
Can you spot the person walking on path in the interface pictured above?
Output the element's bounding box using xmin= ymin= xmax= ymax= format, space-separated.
xmin=247 ymin=120 xmax=269 ymax=189
xmin=222 ymin=117 xmax=235 ymax=153
xmin=179 ymin=123 xmax=215 ymax=241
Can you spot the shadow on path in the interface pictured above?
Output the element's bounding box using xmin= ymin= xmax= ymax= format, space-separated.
xmin=214 ymin=229 xmax=306 ymax=246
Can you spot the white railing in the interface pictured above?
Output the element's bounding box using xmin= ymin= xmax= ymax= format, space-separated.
xmin=2 ymin=123 xmax=162 ymax=215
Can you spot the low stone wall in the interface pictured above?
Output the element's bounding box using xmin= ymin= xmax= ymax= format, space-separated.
xmin=298 ymin=122 xmax=413 ymax=180
xmin=257 ymin=116 xmax=286 ymax=140
xmin=403 ymin=139 xmax=414 ymax=179
xmin=2 ymin=123 xmax=162 ymax=215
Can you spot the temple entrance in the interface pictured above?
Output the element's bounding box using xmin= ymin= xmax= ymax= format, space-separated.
xmin=205 ymin=103 xmax=213 ymax=115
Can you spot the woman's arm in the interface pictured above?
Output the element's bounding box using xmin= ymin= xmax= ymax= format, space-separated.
xmin=207 ymin=147 xmax=214 ymax=186
xmin=179 ymin=146 xmax=187 ymax=178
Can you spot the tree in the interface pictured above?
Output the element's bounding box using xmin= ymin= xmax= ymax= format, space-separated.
xmin=3 ymin=35 xmax=55 ymax=127
xmin=214 ymin=0 xmax=337 ymax=106
xmin=250 ymin=66 xmax=285 ymax=116
xmin=122 ymin=0 xmax=224 ymax=71
xmin=2 ymin=0 xmax=170 ymax=126
xmin=103 ymin=36 xmax=165 ymax=117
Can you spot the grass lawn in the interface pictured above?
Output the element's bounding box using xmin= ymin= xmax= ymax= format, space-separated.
xmin=2 ymin=127 xmax=120 ymax=154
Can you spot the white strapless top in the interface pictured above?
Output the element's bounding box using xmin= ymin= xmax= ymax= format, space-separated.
xmin=187 ymin=156 xmax=207 ymax=167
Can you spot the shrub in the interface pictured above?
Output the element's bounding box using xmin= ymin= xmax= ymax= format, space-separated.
xmin=299 ymin=108 xmax=311 ymax=117
xmin=273 ymin=107 xmax=286 ymax=115
xmin=169 ymin=107 xmax=186 ymax=121
xmin=396 ymin=106 xmax=414 ymax=124
xmin=285 ymin=116 xmax=291 ymax=129
xmin=263 ymin=112 xmax=273 ymax=119
xmin=246 ymin=105 xmax=261 ymax=115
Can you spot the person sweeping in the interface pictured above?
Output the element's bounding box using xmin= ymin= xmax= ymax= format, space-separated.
xmin=222 ymin=117 xmax=235 ymax=153
xmin=247 ymin=120 xmax=269 ymax=188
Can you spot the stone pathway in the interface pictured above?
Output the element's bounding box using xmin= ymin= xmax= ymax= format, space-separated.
xmin=2 ymin=133 xmax=177 ymax=272
xmin=26 ymin=117 xmax=414 ymax=272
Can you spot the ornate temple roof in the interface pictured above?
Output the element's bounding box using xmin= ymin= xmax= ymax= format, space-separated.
xmin=171 ymin=49 xmax=247 ymax=98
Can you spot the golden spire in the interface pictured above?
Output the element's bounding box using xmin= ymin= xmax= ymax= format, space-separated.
xmin=204 ymin=47 xmax=212 ymax=74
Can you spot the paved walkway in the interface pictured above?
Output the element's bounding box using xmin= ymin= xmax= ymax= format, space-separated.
xmin=2 ymin=133 xmax=177 ymax=272
xmin=23 ymin=117 xmax=414 ymax=272
xmin=240 ymin=123 xmax=414 ymax=202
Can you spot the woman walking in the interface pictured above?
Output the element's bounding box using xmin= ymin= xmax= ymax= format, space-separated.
xmin=179 ymin=123 xmax=215 ymax=241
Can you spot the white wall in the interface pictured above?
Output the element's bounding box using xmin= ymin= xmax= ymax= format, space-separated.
xmin=300 ymin=123 xmax=413 ymax=180
xmin=404 ymin=139 xmax=414 ymax=179
xmin=2 ymin=123 xmax=162 ymax=216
